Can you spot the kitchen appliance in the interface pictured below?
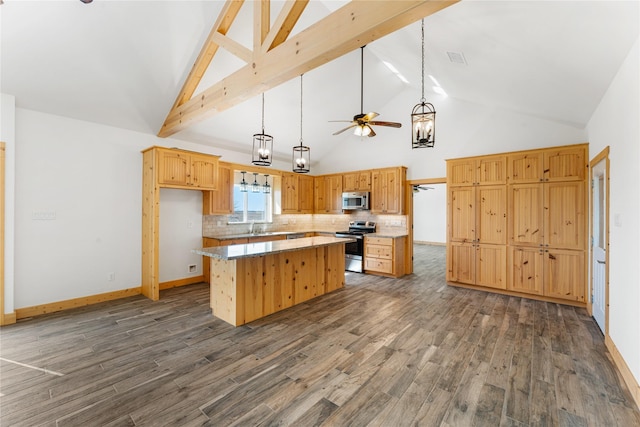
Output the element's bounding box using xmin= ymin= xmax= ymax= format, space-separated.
xmin=342 ymin=191 xmax=370 ymax=211
xmin=335 ymin=221 xmax=376 ymax=273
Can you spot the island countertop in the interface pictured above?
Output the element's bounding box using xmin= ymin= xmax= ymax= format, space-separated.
xmin=193 ymin=236 xmax=355 ymax=260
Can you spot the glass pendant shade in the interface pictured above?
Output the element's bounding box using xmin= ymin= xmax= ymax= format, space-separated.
xmin=263 ymin=175 xmax=271 ymax=194
xmin=354 ymin=125 xmax=371 ymax=137
xmin=292 ymin=143 xmax=310 ymax=173
xmin=252 ymin=133 xmax=273 ymax=166
xmin=239 ymin=171 xmax=248 ymax=192
xmin=251 ymin=173 xmax=260 ymax=193
xmin=411 ymin=102 xmax=436 ymax=148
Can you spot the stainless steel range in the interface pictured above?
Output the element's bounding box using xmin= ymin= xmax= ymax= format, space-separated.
xmin=335 ymin=221 xmax=376 ymax=273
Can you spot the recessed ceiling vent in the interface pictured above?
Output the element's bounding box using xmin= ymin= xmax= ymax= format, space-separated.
xmin=447 ymin=51 xmax=467 ymax=65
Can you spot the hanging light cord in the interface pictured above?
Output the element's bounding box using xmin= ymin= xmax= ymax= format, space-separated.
xmin=360 ymin=47 xmax=365 ymax=114
xmin=299 ymin=74 xmax=304 ymax=145
xmin=261 ymin=93 xmax=265 ymax=133
xmin=420 ymin=19 xmax=426 ymax=104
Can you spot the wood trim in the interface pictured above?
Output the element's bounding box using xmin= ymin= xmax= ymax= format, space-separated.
xmin=408 ymin=177 xmax=447 ymax=185
xmin=262 ymin=0 xmax=309 ymax=54
xmin=159 ymin=0 xmax=458 ymax=137
xmin=0 ymin=142 xmax=11 ymax=326
xmin=1 ymin=312 xmax=16 ymax=325
xmin=15 ymin=287 xmax=142 ymax=320
xmin=210 ymin=32 xmax=252 ymax=63
xmin=605 ymin=335 xmax=640 ymax=411
xmin=414 ymin=241 xmax=446 ymax=246
xmin=141 ymin=149 xmax=160 ymax=301
xmin=159 ymin=276 xmax=205 ymax=291
xmin=444 ymin=142 xmax=589 ymax=162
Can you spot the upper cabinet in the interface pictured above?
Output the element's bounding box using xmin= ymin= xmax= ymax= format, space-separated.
xmin=371 ymin=166 xmax=406 ymax=214
xmin=203 ymin=162 xmax=233 ymax=215
xmin=314 ymin=174 xmax=343 ymax=214
xmin=508 ymin=145 xmax=586 ymax=183
xmin=156 ymin=147 xmax=220 ymax=190
xmin=343 ymin=171 xmax=371 ymax=192
xmin=447 ymin=155 xmax=507 ymax=186
xmin=282 ymin=173 xmax=314 ymax=214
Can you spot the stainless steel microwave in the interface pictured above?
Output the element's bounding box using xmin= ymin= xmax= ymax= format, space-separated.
xmin=342 ymin=191 xmax=370 ymax=210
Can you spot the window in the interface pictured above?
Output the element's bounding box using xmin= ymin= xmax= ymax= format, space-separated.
xmin=228 ymin=172 xmax=273 ymax=223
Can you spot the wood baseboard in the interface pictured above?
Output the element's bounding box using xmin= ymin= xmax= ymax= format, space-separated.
xmin=414 ymin=241 xmax=446 ymax=246
xmin=1 ymin=311 xmax=16 ymax=325
xmin=159 ymin=276 xmax=205 ymax=290
xmin=606 ymin=335 xmax=640 ymax=410
xmin=15 ymin=287 xmax=142 ymax=320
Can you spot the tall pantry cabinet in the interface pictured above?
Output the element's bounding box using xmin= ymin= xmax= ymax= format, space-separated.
xmin=446 ymin=144 xmax=588 ymax=306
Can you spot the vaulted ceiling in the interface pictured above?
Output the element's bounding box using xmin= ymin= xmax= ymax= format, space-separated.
xmin=2 ymin=1 xmax=638 ymax=166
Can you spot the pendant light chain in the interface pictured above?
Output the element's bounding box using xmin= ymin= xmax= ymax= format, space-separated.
xmin=300 ymin=74 xmax=304 ymax=144
xmin=261 ymin=93 xmax=265 ymax=133
xmin=421 ymin=19 xmax=425 ymax=103
xmin=360 ymin=47 xmax=364 ymax=114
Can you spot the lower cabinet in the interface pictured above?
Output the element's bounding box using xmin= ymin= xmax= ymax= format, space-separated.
xmin=508 ymin=246 xmax=585 ymax=302
xmin=364 ymin=236 xmax=406 ymax=278
xmin=446 ymin=242 xmax=507 ymax=289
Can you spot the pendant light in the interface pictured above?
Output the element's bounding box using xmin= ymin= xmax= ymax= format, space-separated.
xmin=251 ymin=172 xmax=260 ymax=193
xmin=293 ymin=74 xmax=310 ymax=173
xmin=411 ymin=19 xmax=436 ymax=149
xmin=252 ymin=93 xmax=273 ymax=166
xmin=263 ymin=174 xmax=271 ymax=194
xmin=239 ymin=171 xmax=248 ymax=192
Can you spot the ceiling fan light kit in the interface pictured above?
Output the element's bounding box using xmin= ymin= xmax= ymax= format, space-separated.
xmin=331 ymin=46 xmax=402 ymax=138
xmin=293 ymin=75 xmax=310 ymax=173
xmin=411 ymin=19 xmax=436 ymax=149
xmin=252 ymin=93 xmax=273 ymax=166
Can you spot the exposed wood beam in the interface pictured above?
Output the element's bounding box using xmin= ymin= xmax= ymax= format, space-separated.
xmin=261 ymin=0 xmax=309 ymax=54
xmin=210 ymin=32 xmax=252 ymax=64
xmin=170 ymin=0 xmax=244 ymax=110
xmin=254 ymin=0 xmax=270 ymax=53
xmin=159 ymin=0 xmax=458 ymax=138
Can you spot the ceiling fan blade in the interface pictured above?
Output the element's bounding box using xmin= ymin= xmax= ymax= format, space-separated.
xmin=332 ymin=124 xmax=357 ymax=135
xmin=363 ymin=112 xmax=379 ymax=121
xmin=367 ymin=125 xmax=376 ymax=137
xmin=328 ymin=120 xmax=355 ymax=123
xmin=369 ymin=121 xmax=402 ymax=128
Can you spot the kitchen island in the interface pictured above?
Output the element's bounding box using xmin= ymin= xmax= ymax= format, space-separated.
xmin=193 ymin=236 xmax=354 ymax=326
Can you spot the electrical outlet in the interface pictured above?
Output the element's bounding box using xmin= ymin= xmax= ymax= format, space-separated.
xmin=186 ymin=220 xmax=194 ymax=229
xmin=108 ymin=272 xmax=115 ymax=281
xmin=188 ymin=264 xmax=197 ymax=273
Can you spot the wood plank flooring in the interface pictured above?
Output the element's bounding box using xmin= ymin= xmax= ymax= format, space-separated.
xmin=1 ymin=244 xmax=639 ymax=426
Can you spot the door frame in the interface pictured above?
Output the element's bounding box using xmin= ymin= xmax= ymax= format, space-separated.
xmin=589 ymin=146 xmax=610 ymax=336
xmin=405 ymin=177 xmax=447 ymax=274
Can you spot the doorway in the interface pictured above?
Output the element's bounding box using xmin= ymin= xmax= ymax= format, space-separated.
xmin=590 ymin=147 xmax=609 ymax=335
xmin=407 ymin=178 xmax=446 ymax=274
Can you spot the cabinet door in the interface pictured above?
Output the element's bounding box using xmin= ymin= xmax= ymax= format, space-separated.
xmin=508 ymin=151 xmax=544 ymax=183
xmin=447 ymin=242 xmax=475 ymax=284
xmin=371 ymin=167 xmax=403 ymax=214
xmin=298 ymin=175 xmax=315 ymax=213
xmin=158 ymin=149 xmax=190 ymax=186
xmin=190 ymin=153 xmax=219 ymax=189
xmin=327 ymin=175 xmax=343 ymax=212
xmin=281 ymin=173 xmax=299 ymax=213
xmin=477 ymin=186 xmax=506 ymax=245
xmin=449 ymin=187 xmax=475 ymax=243
xmin=544 ymin=146 xmax=586 ymax=182
xmin=509 ymin=246 xmax=543 ymax=295
xmin=314 ymin=176 xmax=327 ymax=212
xmin=545 ymin=249 xmax=585 ymax=302
xmin=545 ymin=181 xmax=585 ymax=250
xmin=357 ymin=172 xmax=372 ymax=191
xmin=203 ymin=164 xmax=232 ymax=215
xmin=476 ymin=244 xmax=507 ymax=289
xmin=509 ymin=184 xmax=543 ymax=247
xmin=478 ymin=156 xmax=507 ymax=185
xmin=447 ymin=159 xmax=476 ymax=186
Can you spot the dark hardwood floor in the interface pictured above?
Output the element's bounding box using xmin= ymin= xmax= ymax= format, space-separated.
xmin=1 ymin=245 xmax=639 ymax=426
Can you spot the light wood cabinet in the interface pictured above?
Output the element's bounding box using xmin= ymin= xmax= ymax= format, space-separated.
xmin=371 ymin=167 xmax=406 ymax=214
xmin=157 ymin=147 xmax=219 ymax=190
xmin=447 ymin=155 xmax=507 ymax=186
xmin=282 ymin=173 xmax=314 ymax=214
xmin=314 ymin=174 xmax=342 ymax=214
xmin=447 ymin=143 xmax=588 ymax=306
xmin=203 ymin=162 xmax=232 ymax=215
xmin=508 ymin=145 xmax=586 ymax=183
xmin=343 ymin=171 xmax=371 ymax=192
xmin=364 ymin=236 xmax=406 ymax=278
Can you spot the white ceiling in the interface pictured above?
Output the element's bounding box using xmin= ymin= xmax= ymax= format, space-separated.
xmin=2 ymin=1 xmax=638 ymax=165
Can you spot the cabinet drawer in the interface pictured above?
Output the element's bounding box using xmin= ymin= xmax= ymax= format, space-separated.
xmin=365 ymin=244 xmax=393 ymax=259
xmin=365 ymin=258 xmax=393 ymax=273
xmin=366 ymin=237 xmax=392 ymax=246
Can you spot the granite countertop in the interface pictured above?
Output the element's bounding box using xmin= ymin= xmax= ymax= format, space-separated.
xmin=193 ymin=236 xmax=356 ymax=260
xmin=202 ymin=230 xmax=337 ymax=240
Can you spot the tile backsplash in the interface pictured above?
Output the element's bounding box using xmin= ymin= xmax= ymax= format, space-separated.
xmin=203 ymin=212 xmax=407 ymax=237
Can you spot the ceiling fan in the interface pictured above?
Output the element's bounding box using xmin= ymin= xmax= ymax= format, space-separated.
xmin=413 ymin=185 xmax=434 ymax=193
xmin=331 ymin=46 xmax=402 ymax=137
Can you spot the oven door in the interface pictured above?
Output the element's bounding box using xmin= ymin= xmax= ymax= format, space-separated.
xmin=336 ymin=233 xmax=364 ymax=273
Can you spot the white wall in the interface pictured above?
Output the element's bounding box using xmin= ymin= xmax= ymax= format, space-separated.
xmin=413 ymin=183 xmax=446 ymax=244
xmin=1 ymin=93 xmax=16 ymax=314
xmin=586 ymin=37 xmax=640 ymax=384
xmin=10 ymin=108 xmax=248 ymax=309
xmin=159 ymin=188 xmax=203 ymax=281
